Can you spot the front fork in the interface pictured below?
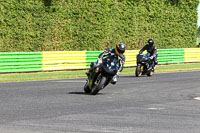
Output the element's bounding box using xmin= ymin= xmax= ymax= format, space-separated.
xmin=89 ymin=66 xmax=102 ymax=89
xmin=147 ymin=61 xmax=154 ymax=71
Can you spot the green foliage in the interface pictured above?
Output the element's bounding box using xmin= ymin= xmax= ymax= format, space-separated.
xmin=198 ymin=26 xmax=200 ymax=39
xmin=0 ymin=0 xmax=198 ymax=51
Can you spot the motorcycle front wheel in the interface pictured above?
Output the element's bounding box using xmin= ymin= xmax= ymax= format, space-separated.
xmin=135 ymin=64 xmax=142 ymax=77
xmin=90 ymin=74 xmax=107 ymax=95
xmin=84 ymin=80 xmax=91 ymax=93
xmin=147 ymin=69 xmax=153 ymax=76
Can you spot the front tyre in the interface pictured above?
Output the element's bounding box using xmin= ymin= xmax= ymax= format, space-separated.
xmin=90 ymin=75 xmax=107 ymax=95
xmin=84 ymin=80 xmax=91 ymax=93
xmin=147 ymin=69 xmax=153 ymax=76
xmin=135 ymin=64 xmax=142 ymax=77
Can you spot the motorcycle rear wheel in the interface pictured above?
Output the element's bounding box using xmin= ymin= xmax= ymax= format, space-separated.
xmin=90 ymin=75 xmax=107 ymax=95
xmin=135 ymin=64 xmax=142 ymax=77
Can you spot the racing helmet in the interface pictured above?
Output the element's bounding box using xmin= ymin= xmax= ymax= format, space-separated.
xmin=148 ymin=39 xmax=154 ymax=46
xmin=115 ymin=42 xmax=126 ymax=56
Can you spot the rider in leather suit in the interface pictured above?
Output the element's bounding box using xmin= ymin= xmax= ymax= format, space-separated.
xmin=139 ymin=39 xmax=158 ymax=71
xmin=86 ymin=42 xmax=126 ymax=84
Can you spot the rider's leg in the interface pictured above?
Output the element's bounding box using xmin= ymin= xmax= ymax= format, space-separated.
xmin=152 ymin=61 xmax=155 ymax=71
xmin=148 ymin=59 xmax=153 ymax=71
xmin=154 ymin=54 xmax=158 ymax=65
xmin=152 ymin=56 xmax=158 ymax=71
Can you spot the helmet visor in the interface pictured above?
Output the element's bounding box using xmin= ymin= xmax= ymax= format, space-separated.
xmin=116 ymin=47 xmax=125 ymax=54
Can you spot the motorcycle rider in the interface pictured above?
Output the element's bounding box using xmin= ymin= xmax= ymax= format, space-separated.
xmin=139 ymin=39 xmax=158 ymax=71
xmin=86 ymin=42 xmax=126 ymax=84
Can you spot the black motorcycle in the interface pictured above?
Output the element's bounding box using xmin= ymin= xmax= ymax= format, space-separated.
xmin=84 ymin=57 xmax=118 ymax=95
xmin=135 ymin=53 xmax=154 ymax=77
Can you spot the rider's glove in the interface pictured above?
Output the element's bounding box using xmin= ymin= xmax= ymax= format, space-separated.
xmin=149 ymin=56 xmax=153 ymax=60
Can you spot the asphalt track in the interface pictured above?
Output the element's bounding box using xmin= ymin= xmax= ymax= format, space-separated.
xmin=0 ymin=71 xmax=200 ymax=133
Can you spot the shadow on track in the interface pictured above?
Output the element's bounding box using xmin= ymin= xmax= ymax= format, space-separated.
xmin=68 ymin=91 xmax=106 ymax=96
xmin=120 ymin=75 xmax=136 ymax=78
xmin=68 ymin=92 xmax=86 ymax=95
xmin=120 ymin=75 xmax=154 ymax=78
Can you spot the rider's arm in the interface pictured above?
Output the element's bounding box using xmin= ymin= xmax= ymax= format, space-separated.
xmin=151 ymin=46 xmax=157 ymax=58
xmin=118 ymin=55 xmax=125 ymax=73
xmin=97 ymin=48 xmax=111 ymax=64
xmin=139 ymin=45 xmax=148 ymax=54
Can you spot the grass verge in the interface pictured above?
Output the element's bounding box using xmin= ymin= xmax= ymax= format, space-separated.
xmin=0 ymin=63 xmax=200 ymax=82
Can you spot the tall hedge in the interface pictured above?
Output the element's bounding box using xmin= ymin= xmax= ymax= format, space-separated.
xmin=0 ymin=0 xmax=198 ymax=52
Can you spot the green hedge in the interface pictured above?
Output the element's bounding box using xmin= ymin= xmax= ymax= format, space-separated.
xmin=0 ymin=0 xmax=198 ymax=52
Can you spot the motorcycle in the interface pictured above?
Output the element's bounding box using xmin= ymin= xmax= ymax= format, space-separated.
xmin=84 ymin=57 xmax=118 ymax=95
xmin=135 ymin=52 xmax=155 ymax=77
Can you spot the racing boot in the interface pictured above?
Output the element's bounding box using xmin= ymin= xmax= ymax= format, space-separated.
xmin=152 ymin=65 xmax=156 ymax=72
xmin=110 ymin=75 xmax=118 ymax=84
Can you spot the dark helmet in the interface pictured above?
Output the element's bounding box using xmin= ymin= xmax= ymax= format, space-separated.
xmin=148 ymin=39 xmax=154 ymax=46
xmin=115 ymin=42 xmax=126 ymax=56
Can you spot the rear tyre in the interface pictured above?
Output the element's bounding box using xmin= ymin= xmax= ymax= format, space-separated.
xmin=84 ymin=80 xmax=91 ymax=93
xmin=135 ymin=64 xmax=142 ymax=77
xmin=90 ymin=75 xmax=107 ymax=95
